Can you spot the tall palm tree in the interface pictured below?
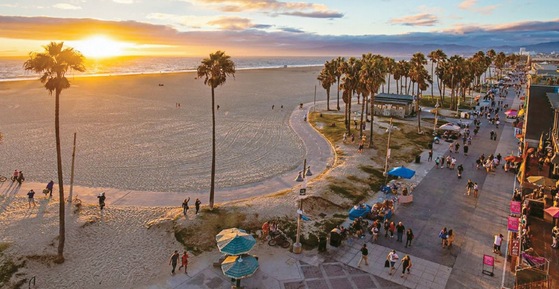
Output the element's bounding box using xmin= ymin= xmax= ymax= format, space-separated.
xmin=432 ymin=49 xmax=447 ymax=98
xmin=340 ymin=57 xmax=361 ymax=134
xmin=486 ymin=49 xmax=496 ymax=89
xmin=411 ymin=66 xmax=432 ymax=133
xmin=494 ymin=52 xmax=507 ymax=80
xmin=384 ymin=57 xmax=395 ymax=94
xmin=333 ymin=57 xmax=345 ymax=111
xmin=410 ymin=52 xmax=428 ymax=133
xmin=197 ymin=51 xmax=235 ymax=210
xmin=427 ymin=50 xmax=437 ymax=98
xmin=317 ymin=61 xmax=336 ymax=111
xmin=360 ymin=54 xmax=387 ymax=147
xmin=23 ymin=42 xmax=85 ymax=262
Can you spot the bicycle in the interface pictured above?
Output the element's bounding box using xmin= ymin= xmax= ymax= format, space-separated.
xmin=268 ymin=230 xmax=291 ymax=248
xmin=0 ymin=175 xmax=7 ymax=182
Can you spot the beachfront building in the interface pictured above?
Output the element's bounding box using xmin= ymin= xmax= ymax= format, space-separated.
xmin=372 ymin=93 xmax=414 ymax=119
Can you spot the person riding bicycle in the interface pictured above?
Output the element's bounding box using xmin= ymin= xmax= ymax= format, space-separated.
xmin=16 ymin=171 xmax=25 ymax=184
xmin=12 ymin=169 xmax=18 ymax=182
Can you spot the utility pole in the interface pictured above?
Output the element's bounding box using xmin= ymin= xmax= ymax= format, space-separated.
xmin=69 ymin=132 xmax=77 ymax=202
xmin=313 ymin=85 xmax=316 ymax=112
xmin=293 ymin=158 xmax=306 ymax=254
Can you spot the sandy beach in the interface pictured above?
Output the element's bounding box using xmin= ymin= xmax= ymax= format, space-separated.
xmin=0 ymin=67 xmax=327 ymax=193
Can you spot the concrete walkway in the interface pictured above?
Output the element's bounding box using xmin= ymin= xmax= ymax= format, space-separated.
xmin=11 ymin=101 xmax=335 ymax=206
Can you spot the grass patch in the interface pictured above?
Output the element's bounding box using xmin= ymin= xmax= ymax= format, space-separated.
xmin=0 ymin=243 xmax=26 ymax=289
xmin=309 ymin=112 xmax=362 ymax=144
xmin=328 ymin=183 xmax=368 ymax=204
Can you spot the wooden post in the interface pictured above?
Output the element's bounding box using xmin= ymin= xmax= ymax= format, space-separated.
xmin=69 ymin=132 xmax=77 ymax=202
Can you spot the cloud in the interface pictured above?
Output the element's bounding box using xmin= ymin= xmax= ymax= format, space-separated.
xmin=389 ymin=14 xmax=439 ymax=26
xmin=206 ymin=16 xmax=271 ymax=30
xmin=53 ymin=3 xmax=82 ymax=10
xmin=146 ymin=13 xmax=271 ymax=30
xmin=113 ymin=0 xmax=134 ymax=3
xmin=278 ymin=27 xmax=304 ymax=33
xmin=458 ymin=0 xmax=501 ymax=15
xmin=183 ymin=0 xmax=343 ymax=19
xmin=0 ymin=16 xmax=557 ymax=56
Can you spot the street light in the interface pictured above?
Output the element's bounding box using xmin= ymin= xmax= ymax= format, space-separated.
xmin=293 ymin=158 xmax=306 ymax=254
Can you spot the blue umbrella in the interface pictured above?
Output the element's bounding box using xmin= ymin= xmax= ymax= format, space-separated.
xmin=387 ymin=166 xmax=416 ymax=179
xmin=216 ymin=228 xmax=256 ymax=255
xmin=221 ymin=254 xmax=259 ymax=279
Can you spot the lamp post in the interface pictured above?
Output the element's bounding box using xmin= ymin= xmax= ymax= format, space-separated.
xmin=384 ymin=118 xmax=393 ymax=176
xmin=293 ymin=158 xmax=306 ymax=254
xmin=434 ymin=100 xmax=440 ymax=133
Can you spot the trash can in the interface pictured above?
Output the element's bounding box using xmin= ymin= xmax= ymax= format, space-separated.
xmin=318 ymin=236 xmax=327 ymax=252
xmin=330 ymin=230 xmax=341 ymax=247
xmin=415 ymin=155 xmax=421 ymax=163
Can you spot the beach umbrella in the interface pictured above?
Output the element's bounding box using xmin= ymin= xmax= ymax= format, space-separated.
xmin=221 ymin=254 xmax=259 ymax=287
xmin=544 ymin=207 xmax=559 ymax=218
xmin=216 ymin=228 xmax=256 ymax=255
xmin=504 ymin=156 xmax=523 ymax=163
xmin=527 ymin=176 xmax=556 ymax=187
xmin=504 ymin=109 xmax=518 ymax=116
xmin=438 ymin=123 xmax=461 ymax=131
xmin=387 ymin=167 xmax=416 ymax=179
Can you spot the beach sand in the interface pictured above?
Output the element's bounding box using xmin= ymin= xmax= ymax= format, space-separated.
xmin=0 ymin=67 xmax=324 ymax=193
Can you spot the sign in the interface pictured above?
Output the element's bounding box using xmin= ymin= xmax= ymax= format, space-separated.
xmin=299 ymin=188 xmax=306 ymax=196
xmin=510 ymin=201 xmax=521 ymax=214
xmin=507 ymin=217 xmax=519 ymax=232
xmin=511 ymin=239 xmax=520 ymax=257
xmin=482 ymin=254 xmax=495 ymax=276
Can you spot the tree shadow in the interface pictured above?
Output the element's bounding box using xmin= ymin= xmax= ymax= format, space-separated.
xmin=0 ymin=182 xmax=21 ymax=215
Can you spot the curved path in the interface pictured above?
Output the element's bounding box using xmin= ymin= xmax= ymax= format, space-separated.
xmin=4 ymin=101 xmax=335 ymax=207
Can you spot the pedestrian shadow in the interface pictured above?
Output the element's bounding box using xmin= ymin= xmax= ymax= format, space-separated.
xmin=33 ymin=198 xmax=51 ymax=220
xmin=0 ymin=184 xmax=22 ymax=215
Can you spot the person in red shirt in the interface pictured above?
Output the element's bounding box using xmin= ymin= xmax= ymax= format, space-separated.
xmin=178 ymin=251 xmax=189 ymax=274
xmin=261 ymin=221 xmax=270 ymax=241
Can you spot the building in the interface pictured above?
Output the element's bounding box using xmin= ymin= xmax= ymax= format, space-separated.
xmin=372 ymin=93 xmax=415 ymax=119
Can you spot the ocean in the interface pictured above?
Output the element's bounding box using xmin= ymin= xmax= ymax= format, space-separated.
xmin=0 ymin=56 xmax=335 ymax=81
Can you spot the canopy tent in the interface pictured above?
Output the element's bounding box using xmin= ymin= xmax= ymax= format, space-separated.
xmin=438 ymin=123 xmax=461 ymax=131
xmin=526 ymin=176 xmax=556 ymax=187
xmin=544 ymin=207 xmax=559 ymax=218
xmin=505 ymin=109 xmax=518 ymax=116
xmin=349 ymin=203 xmax=371 ymax=220
xmin=216 ymin=228 xmax=256 ymax=256
xmin=387 ymin=166 xmax=416 ymax=179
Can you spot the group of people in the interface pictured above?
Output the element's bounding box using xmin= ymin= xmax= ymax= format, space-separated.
xmin=181 ymin=198 xmax=202 ymax=217
xmin=438 ymin=227 xmax=455 ymax=249
xmin=357 ymin=243 xmax=412 ymax=278
xmin=11 ymin=169 xmax=25 ymax=184
xmin=25 ymin=179 xmax=55 ymax=209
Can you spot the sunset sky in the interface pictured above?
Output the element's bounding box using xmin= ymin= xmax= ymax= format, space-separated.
xmin=0 ymin=0 xmax=558 ymax=57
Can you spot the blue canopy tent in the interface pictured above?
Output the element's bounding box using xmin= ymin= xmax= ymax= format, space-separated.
xmin=387 ymin=167 xmax=416 ymax=179
xmin=349 ymin=203 xmax=371 ymax=220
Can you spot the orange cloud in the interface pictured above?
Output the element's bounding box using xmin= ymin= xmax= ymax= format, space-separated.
xmin=184 ymin=0 xmax=343 ymax=18
xmin=389 ymin=14 xmax=439 ymax=26
xmin=458 ymin=0 xmax=501 ymax=15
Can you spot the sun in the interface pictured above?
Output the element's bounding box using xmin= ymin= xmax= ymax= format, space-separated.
xmin=70 ymin=36 xmax=131 ymax=58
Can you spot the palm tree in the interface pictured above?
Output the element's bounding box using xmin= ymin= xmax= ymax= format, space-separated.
xmin=411 ymin=66 xmax=432 ymax=133
xmin=384 ymin=57 xmax=395 ymax=94
xmin=339 ymin=57 xmax=361 ymax=134
xmin=359 ymin=54 xmax=387 ymax=147
xmin=486 ymin=49 xmax=496 ymax=89
xmin=494 ymin=52 xmax=507 ymax=80
xmin=333 ymin=57 xmax=345 ymax=111
xmin=431 ymin=49 xmax=447 ymax=99
xmin=23 ymin=42 xmax=85 ymax=262
xmin=197 ymin=51 xmax=236 ymax=210
xmin=317 ymin=61 xmax=336 ymax=111
xmin=410 ymin=52 xmax=429 ymax=133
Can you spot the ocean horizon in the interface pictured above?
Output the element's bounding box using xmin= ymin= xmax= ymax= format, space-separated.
xmin=0 ymin=55 xmax=410 ymax=82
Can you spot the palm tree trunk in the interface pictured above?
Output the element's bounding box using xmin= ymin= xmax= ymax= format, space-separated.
xmin=55 ymin=88 xmax=65 ymax=262
xmin=387 ymin=75 xmax=391 ymax=94
xmin=437 ymin=65 xmax=443 ymax=97
xmin=348 ymin=92 xmax=353 ymax=133
xmin=326 ymin=88 xmax=330 ymax=111
xmin=431 ymin=62 xmax=434 ymax=97
xmin=360 ymin=94 xmax=365 ymax=137
xmin=337 ymin=78 xmax=340 ymax=111
xmin=210 ymin=86 xmax=216 ymax=209
xmin=416 ymin=88 xmax=421 ymax=133
xmin=368 ymin=94 xmax=375 ymax=148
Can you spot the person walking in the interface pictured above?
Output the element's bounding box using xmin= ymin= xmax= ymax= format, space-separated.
xmin=396 ymin=222 xmax=405 ymax=242
xmin=493 ymin=234 xmax=503 ymax=255
xmin=46 ymin=180 xmax=54 ymax=198
xmin=195 ymin=198 xmax=201 ymax=215
xmin=387 ymin=250 xmax=399 ymax=275
xmin=178 ymin=251 xmax=189 ymax=274
xmin=405 ymin=228 xmax=414 ymax=248
xmin=169 ymin=250 xmax=180 ymax=275
xmin=389 ymin=221 xmax=395 ymax=238
xmin=439 ymin=227 xmax=448 ymax=248
xmin=97 ymin=192 xmax=106 ymax=210
xmin=447 ymin=229 xmax=455 ymax=248
xmin=435 ymin=157 xmax=440 ymax=169
xmin=428 ymin=150 xmax=433 ymax=162
xmin=372 ymin=225 xmax=379 ymax=243
xmin=463 ymin=144 xmax=469 ymax=156
xmin=474 ymin=183 xmax=479 ymax=198
xmin=27 ymin=189 xmax=36 ymax=209
xmin=261 ymin=221 xmax=270 ymax=241
xmin=466 ymin=179 xmax=474 ymax=196
xmin=12 ymin=169 xmax=18 ymax=182
xmin=400 ymin=255 xmax=412 ymax=277
xmin=358 ymin=244 xmax=369 ymax=267
xmin=383 ymin=219 xmax=390 ymax=238
xmin=182 ymin=197 xmax=190 ymax=217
